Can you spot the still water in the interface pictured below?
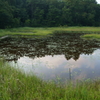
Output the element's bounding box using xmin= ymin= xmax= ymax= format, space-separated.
xmin=0 ymin=33 xmax=100 ymax=83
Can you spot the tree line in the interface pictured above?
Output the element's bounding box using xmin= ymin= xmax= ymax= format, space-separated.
xmin=0 ymin=0 xmax=100 ymax=29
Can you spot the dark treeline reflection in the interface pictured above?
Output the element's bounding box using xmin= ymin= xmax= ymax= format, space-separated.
xmin=0 ymin=33 xmax=100 ymax=62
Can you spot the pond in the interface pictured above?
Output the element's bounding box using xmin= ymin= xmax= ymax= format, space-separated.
xmin=0 ymin=33 xmax=100 ymax=83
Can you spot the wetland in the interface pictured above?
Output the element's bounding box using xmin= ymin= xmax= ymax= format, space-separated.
xmin=1 ymin=32 xmax=100 ymax=83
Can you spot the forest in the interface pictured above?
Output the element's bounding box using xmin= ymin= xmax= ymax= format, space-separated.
xmin=0 ymin=0 xmax=100 ymax=29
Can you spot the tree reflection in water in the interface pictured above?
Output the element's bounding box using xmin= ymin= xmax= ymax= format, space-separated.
xmin=0 ymin=33 xmax=100 ymax=62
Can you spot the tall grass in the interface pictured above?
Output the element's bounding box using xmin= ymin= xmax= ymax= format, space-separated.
xmin=82 ymin=34 xmax=100 ymax=39
xmin=0 ymin=60 xmax=100 ymax=100
xmin=0 ymin=27 xmax=100 ymax=38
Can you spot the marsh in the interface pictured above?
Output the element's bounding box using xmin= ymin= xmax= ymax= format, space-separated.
xmin=1 ymin=32 xmax=100 ymax=83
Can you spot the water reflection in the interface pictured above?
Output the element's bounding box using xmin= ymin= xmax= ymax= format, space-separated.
xmin=11 ymin=49 xmax=100 ymax=82
xmin=0 ymin=33 xmax=100 ymax=62
xmin=0 ymin=33 xmax=100 ymax=82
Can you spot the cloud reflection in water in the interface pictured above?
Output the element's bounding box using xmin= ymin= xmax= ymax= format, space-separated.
xmin=11 ymin=49 xmax=100 ymax=82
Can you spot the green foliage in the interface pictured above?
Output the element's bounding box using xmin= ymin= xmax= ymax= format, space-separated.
xmin=25 ymin=19 xmax=31 ymax=26
xmin=0 ymin=1 xmax=13 ymax=28
xmin=0 ymin=0 xmax=100 ymax=29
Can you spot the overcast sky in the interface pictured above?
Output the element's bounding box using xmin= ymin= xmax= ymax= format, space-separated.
xmin=96 ymin=0 xmax=100 ymax=3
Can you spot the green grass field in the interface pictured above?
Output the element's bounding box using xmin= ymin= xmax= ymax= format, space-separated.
xmin=0 ymin=27 xmax=100 ymax=39
xmin=0 ymin=60 xmax=100 ymax=100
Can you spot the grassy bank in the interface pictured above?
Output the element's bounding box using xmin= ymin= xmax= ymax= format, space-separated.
xmin=0 ymin=60 xmax=100 ymax=100
xmin=82 ymin=34 xmax=100 ymax=39
xmin=0 ymin=27 xmax=100 ymax=38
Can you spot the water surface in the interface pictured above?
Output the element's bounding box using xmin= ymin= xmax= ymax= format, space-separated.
xmin=0 ymin=33 xmax=100 ymax=83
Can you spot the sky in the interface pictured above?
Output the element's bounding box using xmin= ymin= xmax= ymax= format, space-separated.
xmin=96 ymin=0 xmax=100 ymax=4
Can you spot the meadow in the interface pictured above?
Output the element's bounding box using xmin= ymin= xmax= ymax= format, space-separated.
xmin=0 ymin=26 xmax=100 ymax=39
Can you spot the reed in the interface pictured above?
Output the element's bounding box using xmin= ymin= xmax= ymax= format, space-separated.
xmin=82 ymin=34 xmax=100 ymax=39
xmin=0 ymin=60 xmax=100 ymax=100
xmin=0 ymin=27 xmax=100 ymax=38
